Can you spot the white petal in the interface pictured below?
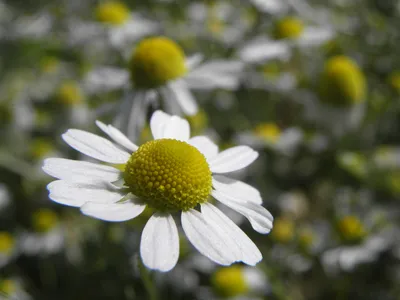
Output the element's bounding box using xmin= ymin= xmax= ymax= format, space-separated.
xmin=185 ymin=54 xmax=204 ymax=70
xmin=95 ymin=120 xmax=138 ymax=152
xmin=166 ymin=80 xmax=198 ymax=116
xmin=84 ymin=67 xmax=129 ymax=93
xmin=80 ymin=199 xmax=145 ymax=222
xmin=150 ymin=110 xmax=172 ymax=140
xmin=42 ymin=158 xmax=121 ymax=184
xmin=237 ymin=39 xmax=291 ymax=63
xmin=140 ymin=213 xmax=179 ymax=272
xmin=62 ymin=129 xmax=130 ymax=164
xmin=47 ymin=180 xmax=125 ymax=207
xmin=297 ymin=27 xmax=335 ymax=47
xmin=189 ymin=136 xmax=219 ymax=161
xmin=201 ymin=203 xmax=262 ymax=265
xmin=162 ymin=116 xmax=190 ymax=141
xmin=212 ymin=175 xmax=262 ymax=204
xmin=181 ymin=209 xmax=237 ymax=265
xmin=212 ymin=190 xmax=273 ymax=234
xmin=209 ymin=146 xmax=258 ymax=173
xmin=185 ymin=60 xmax=244 ymax=90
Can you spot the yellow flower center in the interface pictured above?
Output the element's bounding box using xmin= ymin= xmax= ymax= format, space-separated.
xmin=0 ymin=232 xmax=14 ymax=254
xmin=0 ymin=279 xmax=16 ymax=295
xmin=212 ymin=266 xmax=248 ymax=298
xmin=128 ymin=37 xmax=187 ymax=89
xmin=319 ymin=56 xmax=366 ymax=106
xmin=274 ymin=17 xmax=304 ymax=40
xmin=124 ymin=139 xmax=212 ymax=212
xmin=32 ymin=209 xmax=59 ymax=233
xmin=95 ymin=1 xmax=130 ymax=25
xmin=337 ymin=215 xmax=366 ymax=243
xmin=388 ymin=71 xmax=400 ymax=93
xmin=271 ymin=217 xmax=295 ymax=243
xmin=254 ymin=123 xmax=281 ymax=143
xmin=30 ymin=138 xmax=54 ymax=159
xmin=56 ymin=81 xmax=84 ymax=106
xmin=298 ymin=227 xmax=315 ymax=251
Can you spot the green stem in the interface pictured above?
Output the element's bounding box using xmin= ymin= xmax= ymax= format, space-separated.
xmin=137 ymin=255 xmax=158 ymax=300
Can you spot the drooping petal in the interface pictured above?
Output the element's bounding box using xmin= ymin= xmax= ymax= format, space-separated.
xmin=47 ymin=180 xmax=125 ymax=207
xmin=95 ymin=120 xmax=138 ymax=152
xmin=62 ymin=129 xmax=130 ymax=164
xmin=209 ymin=146 xmax=258 ymax=173
xmin=162 ymin=116 xmax=190 ymax=141
xmin=212 ymin=175 xmax=262 ymax=204
xmin=140 ymin=213 xmax=179 ymax=272
xmin=188 ymin=136 xmax=219 ymax=161
xmin=43 ymin=158 xmax=121 ymax=184
xmin=165 ymin=80 xmax=198 ymax=116
xmin=80 ymin=199 xmax=145 ymax=222
xmin=185 ymin=54 xmax=204 ymax=70
xmin=237 ymin=39 xmax=291 ymax=64
xmin=212 ymin=190 xmax=273 ymax=234
xmin=181 ymin=209 xmax=238 ymax=265
xmin=201 ymin=203 xmax=262 ymax=265
xmin=150 ymin=110 xmax=172 ymax=140
xmin=84 ymin=67 xmax=129 ymax=94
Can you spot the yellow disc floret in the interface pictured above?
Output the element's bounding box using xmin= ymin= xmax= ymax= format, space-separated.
xmin=32 ymin=209 xmax=59 ymax=233
xmin=212 ymin=266 xmax=248 ymax=298
xmin=319 ymin=56 xmax=366 ymax=106
xmin=124 ymin=139 xmax=212 ymax=212
xmin=129 ymin=37 xmax=187 ymax=89
xmin=337 ymin=215 xmax=366 ymax=243
xmin=95 ymin=1 xmax=130 ymax=25
xmin=274 ymin=17 xmax=304 ymax=40
xmin=0 ymin=232 xmax=14 ymax=254
xmin=0 ymin=279 xmax=16 ymax=295
xmin=271 ymin=216 xmax=295 ymax=243
xmin=254 ymin=123 xmax=281 ymax=144
xmin=56 ymin=81 xmax=84 ymax=106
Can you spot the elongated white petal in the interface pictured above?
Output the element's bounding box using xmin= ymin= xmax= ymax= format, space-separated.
xmin=84 ymin=67 xmax=129 ymax=93
xmin=47 ymin=180 xmax=125 ymax=207
xmin=43 ymin=158 xmax=121 ymax=184
xmin=80 ymin=199 xmax=145 ymax=222
xmin=209 ymin=146 xmax=258 ymax=173
xmin=62 ymin=129 xmax=130 ymax=164
xmin=201 ymin=203 xmax=262 ymax=265
xmin=140 ymin=214 xmax=179 ymax=272
xmin=181 ymin=209 xmax=237 ymax=265
xmin=238 ymin=39 xmax=290 ymax=63
xmin=95 ymin=120 xmax=138 ymax=152
xmin=150 ymin=110 xmax=172 ymax=140
xmin=212 ymin=190 xmax=273 ymax=234
xmin=186 ymin=54 xmax=204 ymax=70
xmin=212 ymin=175 xmax=262 ymax=204
xmin=162 ymin=116 xmax=190 ymax=141
xmin=167 ymin=80 xmax=198 ymax=116
xmin=189 ymin=136 xmax=219 ymax=161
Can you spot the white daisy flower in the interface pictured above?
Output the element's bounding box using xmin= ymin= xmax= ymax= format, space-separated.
xmin=237 ymin=16 xmax=334 ymax=64
xmin=42 ymin=110 xmax=273 ymax=272
xmin=67 ymin=1 xmax=158 ymax=50
xmin=85 ymin=36 xmax=244 ymax=140
xmin=0 ymin=278 xmax=32 ymax=300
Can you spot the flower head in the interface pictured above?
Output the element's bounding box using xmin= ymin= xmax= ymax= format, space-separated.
xmin=95 ymin=1 xmax=131 ymax=25
xmin=212 ymin=265 xmax=248 ymax=298
xmin=319 ymin=56 xmax=366 ymax=106
xmin=43 ymin=110 xmax=273 ymax=271
xmin=274 ymin=17 xmax=305 ymax=40
xmin=129 ymin=37 xmax=187 ymax=89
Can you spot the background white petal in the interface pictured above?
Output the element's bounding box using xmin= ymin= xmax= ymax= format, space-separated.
xmin=96 ymin=120 xmax=138 ymax=152
xmin=62 ymin=129 xmax=130 ymax=164
xmin=47 ymin=180 xmax=125 ymax=207
xmin=189 ymin=136 xmax=219 ymax=161
xmin=80 ymin=199 xmax=145 ymax=222
xmin=43 ymin=158 xmax=121 ymax=184
xmin=162 ymin=116 xmax=190 ymax=141
xmin=209 ymin=146 xmax=259 ymax=173
xmin=84 ymin=67 xmax=129 ymax=94
xmin=150 ymin=110 xmax=172 ymax=140
xmin=140 ymin=213 xmax=179 ymax=272
xmin=165 ymin=80 xmax=198 ymax=116
xmin=212 ymin=190 xmax=273 ymax=234
xmin=237 ymin=39 xmax=291 ymax=63
xmin=201 ymin=203 xmax=262 ymax=265
xmin=212 ymin=175 xmax=262 ymax=204
xmin=181 ymin=209 xmax=238 ymax=265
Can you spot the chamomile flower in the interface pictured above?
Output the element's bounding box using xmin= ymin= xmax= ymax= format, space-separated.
xmin=42 ymin=110 xmax=273 ymax=272
xmin=0 ymin=278 xmax=31 ymax=300
xmin=0 ymin=231 xmax=18 ymax=268
xmin=85 ymin=36 xmax=244 ymax=139
xmin=235 ymin=123 xmax=303 ymax=155
xmin=238 ymin=16 xmax=334 ymax=64
xmin=21 ymin=209 xmax=64 ymax=256
xmin=67 ymin=1 xmax=158 ymax=50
